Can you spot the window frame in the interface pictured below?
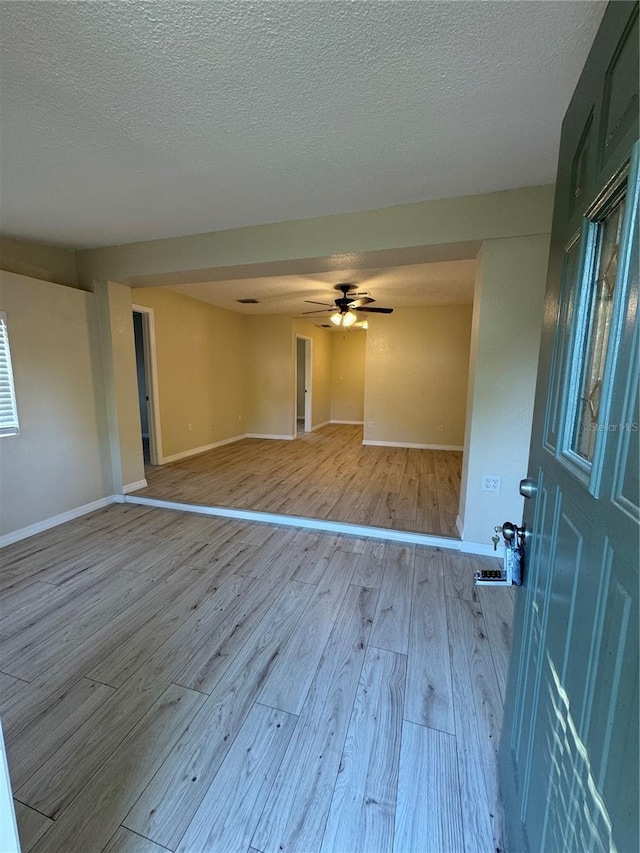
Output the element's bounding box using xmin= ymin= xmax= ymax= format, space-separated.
xmin=0 ymin=310 xmax=20 ymax=437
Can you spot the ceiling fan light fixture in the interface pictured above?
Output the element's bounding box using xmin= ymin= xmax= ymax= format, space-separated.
xmin=329 ymin=310 xmax=357 ymax=327
xmin=305 ymin=284 xmax=392 ymax=323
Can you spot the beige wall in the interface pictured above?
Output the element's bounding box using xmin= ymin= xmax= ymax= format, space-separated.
xmin=292 ymin=320 xmax=332 ymax=429
xmin=459 ymin=259 xmax=484 ymax=533
xmin=108 ymin=295 xmax=333 ymax=457
xmin=131 ymin=288 xmax=246 ymax=458
xmin=244 ymin=315 xmax=294 ymax=437
xmin=363 ymin=306 xmax=472 ymax=447
xmin=330 ymin=330 xmax=366 ymax=423
xmin=0 ymin=238 xmax=80 ymax=289
xmin=0 ymin=271 xmax=111 ymax=536
xmin=0 ymin=184 xmax=554 ymax=543
xmin=458 ymin=234 xmax=551 ymax=544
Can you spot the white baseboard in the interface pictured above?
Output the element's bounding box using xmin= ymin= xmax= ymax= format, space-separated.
xmin=162 ymin=434 xmax=296 ymax=462
xmin=123 ymin=479 xmax=147 ymax=494
xmin=124 ymin=494 xmax=464 ymax=551
xmin=160 ymin=434 xmax=247 ymax=464
xmin=461 ymin=539 xmax=504 ymax=560
xmin=0 ymin=490 xmax=503 ymax=569
xmin=0 ymin=495 xmax=118 ymax=548
xmin=330 ymin=420 xmax=364 ymax=425
xmin=312 ymin=420 xmax=331 ymax=431
xmin=362 ymin=439 xmax=464 ymax=451
xmin=245 ymin=433 xmax=295 ymax=441
xmin=455 ymin=514 xmax=464 ymax=538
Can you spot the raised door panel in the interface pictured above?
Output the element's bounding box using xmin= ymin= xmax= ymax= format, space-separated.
xmin=522 ymin=493 xmax=593 ymax=851
xmin=598 ymin=5 xmax=639 ymax=172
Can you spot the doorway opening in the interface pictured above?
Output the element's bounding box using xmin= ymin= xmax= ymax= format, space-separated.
xmin=295 ymin=336 xmax=312 ymax=434
xmin=132 ymin=305 xmax=162 ymax=465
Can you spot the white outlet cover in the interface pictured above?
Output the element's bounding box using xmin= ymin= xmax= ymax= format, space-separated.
xmin=481 ymin=475 xmax=501 ymax=492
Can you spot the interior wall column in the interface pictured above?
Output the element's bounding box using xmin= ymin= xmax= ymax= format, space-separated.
xmin=458 ymin=234 xmax=551 ymax=549
xmin=94 ymin=280 xmax=146 ymax=493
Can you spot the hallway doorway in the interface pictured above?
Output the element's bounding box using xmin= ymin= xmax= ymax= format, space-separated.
xmin=296 ymin=336 xmax=312 ymax=434
xmin=132 ymin=305 xmax=162 ymax=465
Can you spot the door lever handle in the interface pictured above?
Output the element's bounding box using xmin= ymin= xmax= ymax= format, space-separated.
xmin=519 ymin=478 xmax=537 ymax=499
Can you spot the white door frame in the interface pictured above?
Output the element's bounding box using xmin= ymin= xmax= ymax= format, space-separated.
xmin=295 ymin=335 xmax=312 ymax=434
xmin=132 ymin=305 xmax=163 ymax=465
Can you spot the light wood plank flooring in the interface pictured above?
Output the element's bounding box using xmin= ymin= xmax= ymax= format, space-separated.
xmin=134 ymin=424 xmax=462 ymax=538
xmin=0 ymin=504 xmax=513 ymax=853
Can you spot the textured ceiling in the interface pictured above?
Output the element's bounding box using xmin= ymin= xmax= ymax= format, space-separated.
xmin=166 ymin=259 xmax=477 ymax=319
xmin=0 ymin=0 xmax=605 ymax=250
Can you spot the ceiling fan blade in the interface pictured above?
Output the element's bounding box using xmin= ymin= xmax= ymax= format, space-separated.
xmin=304 ymin=300 xmax=333 ymax=306
xmin=355 ymin=306 xmax=393 ymax=314
xmin=302 ymin=308 xmax=332 ymax=315
xmin=348 ymin=297 xmax=375 ymax=308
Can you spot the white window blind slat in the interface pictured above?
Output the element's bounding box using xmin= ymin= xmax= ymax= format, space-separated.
xmin=0 ymin=313 xmax=19 ymax=436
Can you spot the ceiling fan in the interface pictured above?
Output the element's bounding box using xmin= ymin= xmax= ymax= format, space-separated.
xmin=302 ymin=283 xmax=393 ymax=327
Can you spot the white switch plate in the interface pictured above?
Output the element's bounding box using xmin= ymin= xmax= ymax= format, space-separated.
xmin=482 ymin=475 xmax=501 ymax=492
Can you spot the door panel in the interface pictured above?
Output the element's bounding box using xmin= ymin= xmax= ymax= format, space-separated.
xmin=499 ymin=4 xmax=639 ymax=850
xmin=614 ymin=384 xmax=639 ymax=514
xmin=599 ymin=6 xmax=639 ymax=172
xmin=509 ymin=471 xmax=549 ymax=772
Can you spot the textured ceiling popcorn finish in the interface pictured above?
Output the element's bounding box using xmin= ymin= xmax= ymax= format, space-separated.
xmin=167 ymin=259 xmax=477 ymax=316
xmin=0 ymin=0 xmax=605 ymax=249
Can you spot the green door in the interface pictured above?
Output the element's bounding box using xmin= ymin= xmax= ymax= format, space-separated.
xmin=499 ymin=3 xmax=639 ymax=851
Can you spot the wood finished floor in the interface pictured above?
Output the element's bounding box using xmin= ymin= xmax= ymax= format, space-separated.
xmin=0 ymin=504 xmax=513 ymax=853
xmin=134 ymin=424 xmax=462 ymax=538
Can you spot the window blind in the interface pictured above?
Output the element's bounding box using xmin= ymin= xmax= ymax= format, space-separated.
xmin=0 ymin=312 xmax=19 ymax=436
